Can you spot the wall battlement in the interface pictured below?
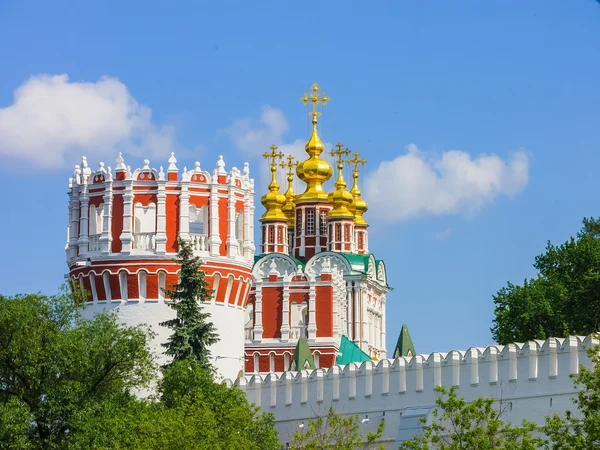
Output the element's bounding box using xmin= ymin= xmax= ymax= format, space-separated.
xmin=231 ymin=335 xmax=597 ymax=447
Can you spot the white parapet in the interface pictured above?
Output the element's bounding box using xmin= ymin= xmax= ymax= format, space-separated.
xmin=231 ymin=335 xmax=597 ymax=448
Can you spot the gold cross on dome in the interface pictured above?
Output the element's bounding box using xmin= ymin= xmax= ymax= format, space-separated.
xmin=263 ymin=144 xmax=284 ymax=168
xmin=330 ymin=142 xmax=350 ymax=165
xmin=301 ymin=83 xmax=330 ymax=118
xmin=280 ymin=154 xmax=297 ymax=176
xmin=346 ymin=151 xmax=367 ymax=173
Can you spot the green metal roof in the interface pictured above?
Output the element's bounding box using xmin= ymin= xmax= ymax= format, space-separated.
xmin=289 ymin=338 xmax=315 ymax=371
xmin=393 ymin=324 xmax=416 ymax=358
xmin=335 ymin=335 xmax=372 ymax=365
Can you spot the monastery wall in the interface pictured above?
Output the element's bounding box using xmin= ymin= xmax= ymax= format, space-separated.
xmin=233 ymin=335 xmax=596 ymax=448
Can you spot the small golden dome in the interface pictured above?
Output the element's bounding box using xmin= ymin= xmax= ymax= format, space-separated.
xmin=296 ymin=83 xmax=333 ymax=203
xmin=280 ymin=155 xmax=297 ymax=226
xmin=327 ymin=144 xmax=354 ymax=219
xmin=260 ymin=146 xmax=287 ymax=222
xmin=347 ymin=152 xmax=368 ymax=226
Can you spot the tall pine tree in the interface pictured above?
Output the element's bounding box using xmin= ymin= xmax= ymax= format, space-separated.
xmin=160 ymin=236 xmax=219 ymax=370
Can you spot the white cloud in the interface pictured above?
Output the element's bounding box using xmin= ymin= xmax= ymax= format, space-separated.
xmin=222 ymin=105 xmax=335 ymax=192
xmin=0 ymin=74 xmax=177 ymax=169
xmin=364 ymin=144 xmax=529 ymax=222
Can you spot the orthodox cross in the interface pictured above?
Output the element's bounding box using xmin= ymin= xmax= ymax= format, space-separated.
xmin=280 ymin=154 xmax=297 ymax=177
xmin=263 ymin=144 xmax=284 ymax=169
xmin=330 ymin=142 xmax=350 ymax=166
xmin=346 ymin=151 xmax=367 ymax=173
xmin=301 ymin=83 xmax=330 ymax=118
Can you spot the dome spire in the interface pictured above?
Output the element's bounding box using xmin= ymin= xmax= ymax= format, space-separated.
xmin=296 ymin=83 xmax=334 ymax=202
xmin=327 ymin=143 xmax=354 ymax=218
xmin=280 ymin=154 xmax=297 ymax=226
xmin=346 ymin=151 xmax=368 ymax=225
xmin=259 ymin=145 xmax=287 ymax=221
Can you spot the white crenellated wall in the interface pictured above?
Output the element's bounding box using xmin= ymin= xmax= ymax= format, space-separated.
xmin=231 ymin=335 xmax=597 ymax=448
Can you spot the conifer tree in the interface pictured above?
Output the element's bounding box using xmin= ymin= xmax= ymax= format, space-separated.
xmin=160 ymin=236 xmax=219 ymax=370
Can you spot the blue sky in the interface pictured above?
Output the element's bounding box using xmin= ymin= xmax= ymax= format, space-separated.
xmin=1 ymin=0 xmax=599 ymax=355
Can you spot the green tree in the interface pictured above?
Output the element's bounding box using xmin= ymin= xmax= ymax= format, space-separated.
xmin=544 ymin=344 xmax=600 ymax=449
xmin=160 ymin=236 xmax=219 ymax=369
xmin=399 ymin=386 xmax=542 ymax=450
xmin=492 ymin=217 xmax=600 ymax=344
xmin=290 ymin=406 xmax=384 ymax=450
xmin=0 ymin=287 xmax=155 ymax=449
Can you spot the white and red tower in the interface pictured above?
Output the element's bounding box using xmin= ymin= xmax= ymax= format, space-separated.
xmin=245 ymin=83 xmax=390 ymax=374
xmin=67 ymin=153 xmax=256 ymax=380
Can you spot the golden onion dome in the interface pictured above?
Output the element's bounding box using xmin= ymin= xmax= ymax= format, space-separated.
xmin=295 ymin=115 xmax=333 ymax=202
xmin=260 ymin=146 xmax=287 ymax=222
xmin=280 ymin=156 xmax=297 ymax=226
xmin=346 ymin=152 xmax=368 ymax=225
xmin=327 ymin=144 xmax=354 ymax=219
xmin=296 ymin=83 xmax=334 ymax=203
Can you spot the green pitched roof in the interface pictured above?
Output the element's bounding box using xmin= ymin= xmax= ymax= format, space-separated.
xmin=393 ymin=324 xmax=416 ymax=358
xmin=289 ymin=338 xmax=315 ymax=371
xmin=335 ymin=335 xmax=372 ymax=365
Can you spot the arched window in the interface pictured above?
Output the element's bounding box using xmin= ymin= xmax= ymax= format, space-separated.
xmin=103 ymin=271 xmax=112 ymax=301
xmin=306 ymin=209 xmax=315 ymax=235
xmin=313 ymin=351 xmax=320 ymax=368
xmin=138 ymin=271 xmax=147 ymax=301
xmin=269 ymin=352 xmax=275 ymax=373
xmin=211 ymin=273 xmax=220 ymax=302
xmin=134 ymin=202 xmax=156 ymax=250
xmin=119 ymin=271 xmax=128 ymax=301
xmin=283 ymin=352 xmax=291 ymax=371
xmin=253 ymin=353 xmax=260 ymax=373
xmin=190 ymin=204 xmax=207 ymax=235
xmin=158 ymin=271 xmax=166 ymax=302
xmin=235 ymin=212 xmax=243 ymax=241
xmin=296 ymin=209 xmax=302 ymax=235
xmin=319 ymin=210 xmax=327 ymax=235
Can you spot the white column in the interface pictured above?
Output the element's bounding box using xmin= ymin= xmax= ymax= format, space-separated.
xmin=280 ymin=281 xmax=290 ymax=341
xmin=353 ymin=283 xmax=360 ymax=344
xmin=178 ymin=182 xmax=190 ymax=242
xmin=226 ymin=187 xmax=239 ymax=257
xmin=243 ymin=194 xmax=251 ymax=260
xmin=99 ymin=176 xmax=113 ymax=255
xmin=361 ymin=287 xmax=369 ymax=351
xmin=253 ymin=283 xmax=263 ymax=341
xmin=155 ymin=180 xmax=167 ymax=254
xmin=307 ymin=277 xmax=317 ymax=340
xmin=209 ymin=175 xmax=222 ymax=255
xmin=77 ymin=192 xmax=90 ymax=256
xmin=381 ymin=298 xmax=387 ymax=358
xmin=68 ymin=190 xmax=80 ymax=260
xmin=346 ymin=284 xmax=353 ymax=340
xmin=119 ymin=182 xmax=134 ymax=254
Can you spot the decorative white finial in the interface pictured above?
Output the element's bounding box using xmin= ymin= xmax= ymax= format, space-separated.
xmin=116 ymin=152 xmax=126 ymax=171
xmin=98 ymin=161 xmax=106 ymax=173
xmin=216 ymin=155 xmax=226 ymax=175
xmin=269 ymin=259 xmax=280 ymax=276
xmin=107 ymin=166 xmax=113 ymax=181
xmin=81 ymin=156 xmax=91 ymax=178
xmin=126 ymin=165 xmax=132 ymax=179
xmin=159 ymin=165 xmax=165 ymax=180
xmin=297 ymin=264 xmax=303 ymax=274
xmin=73 ymin=164 xmax=81 ymax=184
xmin=194 ymin=161 xmax=201 ymax=172
xmin=168 ymin=152 xmax=178 ymax=171
xmin=143 ymin=159 xmax=150 ymax=170
xmin=243 ymin=162 xmax=250 ymax=176
xmin=321 ymin=257 xmax=331 ymax=274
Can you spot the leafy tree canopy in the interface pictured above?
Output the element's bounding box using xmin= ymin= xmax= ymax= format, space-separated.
xmin=399 ymin=386 xmax=543 ymax=450
xmin=544 ymin=344 xmax=600 ymax=449
xmin=0 ymin=287 xmax=155 ymax=449
xmin=290 ymin=406 xmax=384 ymax=450
xmin=492 ymin=217 xmax=600 ymax=344
xmin=160 ymin=236 xmax=219 ymax=370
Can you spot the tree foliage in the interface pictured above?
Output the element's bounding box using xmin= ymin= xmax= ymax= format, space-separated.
xmin=290 ymin=406 xmax=384 ymax=450
xmin=399 ymin=386 xmax=542 ymax=450
xmin=0 ymin=287 xmax=155 ymax=449
xmin=160 ymin=236 xmax=219 ymax=370
xmin=492 ymin=217 xmax=600 ymax=344
xmin=544 ymin=344 xmax=600 ymax=449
